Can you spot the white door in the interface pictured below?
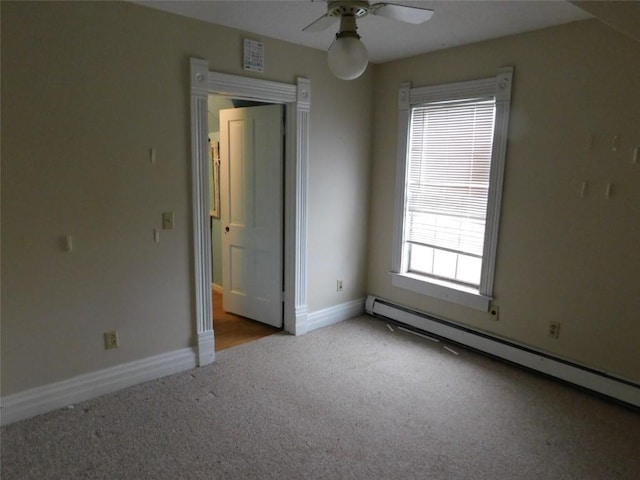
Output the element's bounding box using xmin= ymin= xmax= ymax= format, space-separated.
xmin=219 ymin=104 xmax=283 ymax=328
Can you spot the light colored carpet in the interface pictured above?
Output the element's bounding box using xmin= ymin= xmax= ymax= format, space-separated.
xmin=2 ymin=315 xmax=639 ymax=479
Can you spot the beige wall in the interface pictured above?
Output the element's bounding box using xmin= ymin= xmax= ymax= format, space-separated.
xmin=3 ymin=1 xmax=636 ymax=399
xmin=367 ymin=20 xmax=640 ymax=381
xmin=1 ymin=1 xmax=372 ymax=395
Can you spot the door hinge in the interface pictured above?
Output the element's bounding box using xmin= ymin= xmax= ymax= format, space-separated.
xmin=281 ymin=291 xmax=286 ymax=302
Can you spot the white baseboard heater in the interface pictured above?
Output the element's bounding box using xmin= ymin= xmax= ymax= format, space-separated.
xmin=365 ymin=295 xmax=640 ymax=408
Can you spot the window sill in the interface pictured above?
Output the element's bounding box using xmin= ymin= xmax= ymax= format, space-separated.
xmin=390 ymin=272 xmax=491 ymax=312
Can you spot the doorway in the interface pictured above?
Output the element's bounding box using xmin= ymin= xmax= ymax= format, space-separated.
xmin=208 ymin=97 xmax=284 ymax=348
xmin=212 ymin=288 xmax=280 ymax=351
xmin=189 ymin=60 xmax=311 ymax=366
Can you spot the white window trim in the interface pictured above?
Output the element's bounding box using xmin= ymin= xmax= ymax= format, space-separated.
xmin=391 ymin=68 xmax=513 ymax=311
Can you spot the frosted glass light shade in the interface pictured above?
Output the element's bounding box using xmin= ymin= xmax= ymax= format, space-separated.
xmin=327 ymin=36 xmax=368 ymax=80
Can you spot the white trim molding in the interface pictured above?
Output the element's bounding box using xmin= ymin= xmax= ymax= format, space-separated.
xmin=207 ymin=71 xmax=297 ymax=103
xmin=190 ymin=58 xmax=310 ymax=343
xmin=302 ymin=298 xmax=366 ymax=334
xmin=289 ymin=77 xmax=311 ymax=335
xmin=191 ymin=58 xmax=215 ymax=366
xmin=480 ymin=67 xmax=513 ymax=296
xmin=391 ymin=272 xmax=491 ymax=311
xmin=391 ymin=81 xmax=412 ymax=275
xmin=366 ymin=295 xmax=640 ymax=408
xmin=390 ymin=68 xmax=514 ymax=311
xmin=0 ymin=348 xmax=197 ymax=426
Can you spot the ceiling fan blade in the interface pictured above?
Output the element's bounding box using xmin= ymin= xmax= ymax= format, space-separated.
xmin=370 ymin=3 xmax=434 ymax=24
xmin=303 ymin=14 xmax=338 ymax=32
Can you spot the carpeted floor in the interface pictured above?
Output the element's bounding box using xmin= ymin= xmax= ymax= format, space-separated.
xmin=1 ymin=315 xmax=639 ymax=479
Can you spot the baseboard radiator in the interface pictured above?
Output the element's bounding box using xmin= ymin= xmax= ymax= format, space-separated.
xmin=365 ymin=295 xmax=640 ymax=408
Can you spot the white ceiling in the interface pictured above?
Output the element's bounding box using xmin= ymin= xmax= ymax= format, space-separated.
xmin=134 ymin=0 xmax=592 ymax=64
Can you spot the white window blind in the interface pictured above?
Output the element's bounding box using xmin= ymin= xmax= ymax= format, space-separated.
xmin=406 ymin=98 xmax=496 ymax=259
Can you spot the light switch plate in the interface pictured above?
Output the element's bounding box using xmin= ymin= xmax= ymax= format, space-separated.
xmin=162 ymin=212 xmax=174 ymax=230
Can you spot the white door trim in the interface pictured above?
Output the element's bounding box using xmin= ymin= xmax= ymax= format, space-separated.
xmin=190 ymin=59 xmax=310 ymax=366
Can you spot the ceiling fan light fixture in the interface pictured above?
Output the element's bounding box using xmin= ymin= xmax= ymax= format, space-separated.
xmin=305 ymin=1 xmax=434 ymax=80
xmin=328 ymin=33 xmax=368 ymax=80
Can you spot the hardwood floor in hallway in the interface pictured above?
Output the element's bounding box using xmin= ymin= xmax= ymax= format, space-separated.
xmin=213 ymin=289 xmax=281 ymax=351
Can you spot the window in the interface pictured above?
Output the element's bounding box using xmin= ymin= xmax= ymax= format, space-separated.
xmin=391 ymin=69 xmax=513 ymax=311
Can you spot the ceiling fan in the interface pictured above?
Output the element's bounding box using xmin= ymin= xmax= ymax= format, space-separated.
xmin=304 ymin=1 xmax=434 ymax=80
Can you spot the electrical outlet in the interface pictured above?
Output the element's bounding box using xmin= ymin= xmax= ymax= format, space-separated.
xmin=489 ymin=304 xmax=499 ymax=321
xmin=548 ymin=321 xmax=560 ymax=339
xmin=104 ymin=330 xmax=119 ymax=349
xmin=336 ymin=280 xmax=343 ymax=292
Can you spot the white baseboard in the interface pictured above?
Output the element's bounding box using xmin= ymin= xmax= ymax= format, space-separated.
xmin=212 ymin=283 xmax=223 ymax=294
xmin=305 ymin=297 xmax=366 ymax=334
xmin=197 ymin=331 xmax=215 ymax=366
xmin=366 ymin=295 xmax=640 ymax=408
xmin=1 ymin=347 xmax=197 ymax=426
xmin=287 ymin=306 xmax=308 ymax=336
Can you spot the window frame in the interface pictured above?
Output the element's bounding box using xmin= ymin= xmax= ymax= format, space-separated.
xmin=391 ymin=68 xmax=513 ymax=311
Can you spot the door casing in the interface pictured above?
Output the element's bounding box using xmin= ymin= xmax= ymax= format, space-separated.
xmin=190 ymin=59 xmax=310 ymax=366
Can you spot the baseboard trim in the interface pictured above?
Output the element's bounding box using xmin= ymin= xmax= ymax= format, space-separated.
xmin=212 ymin=283 xmax=223 ymax=294
xmin=1 ymin=347 xmax=197 ymax=426
xmin=291 ymin=306 xmax=309 ymax=336
xmin=305 ymin=297 xmax=366 ymax=334
xmin=366 ymin=295 xmax=640 ymax=408
xmin=197 ymin=330 xmax=215 ymax=366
